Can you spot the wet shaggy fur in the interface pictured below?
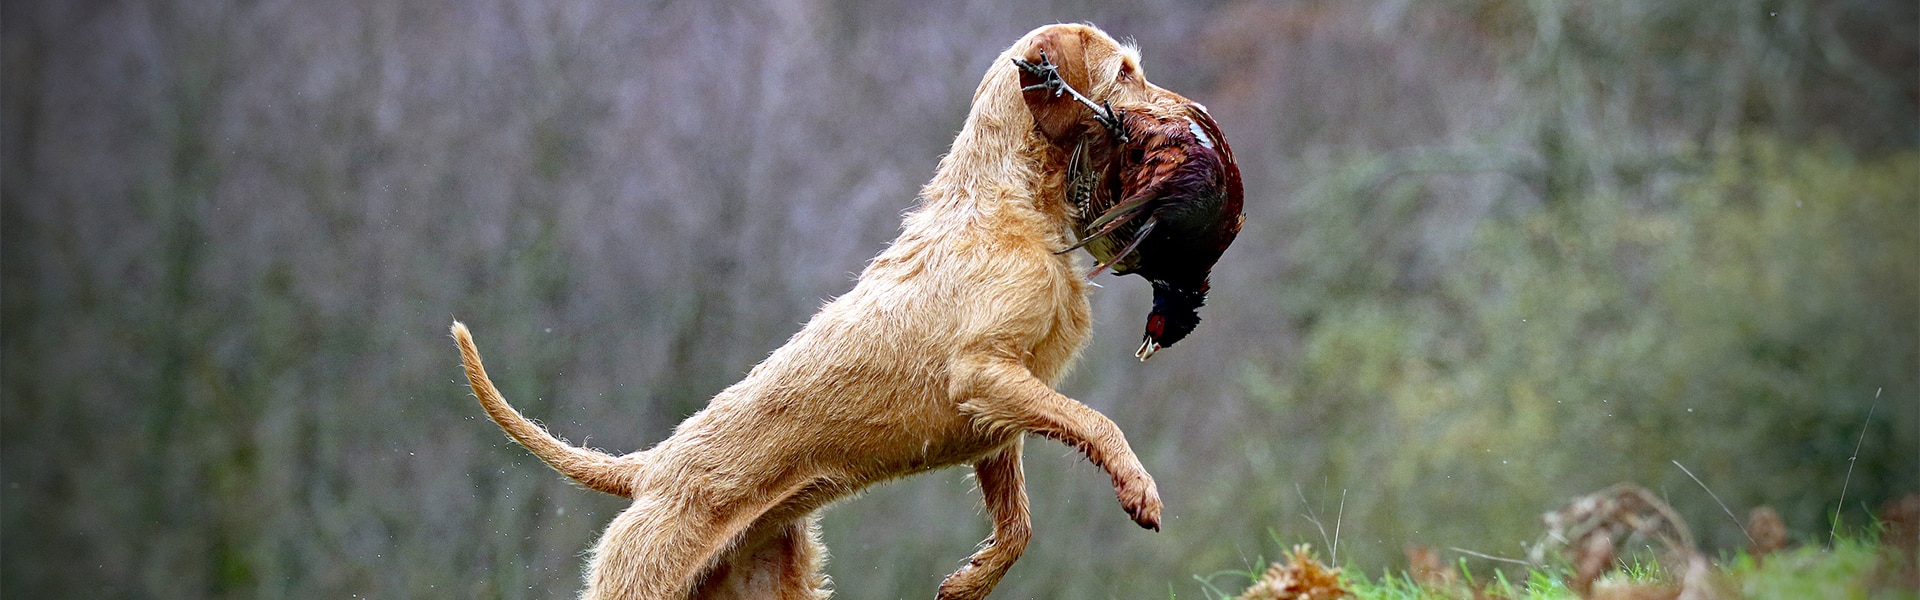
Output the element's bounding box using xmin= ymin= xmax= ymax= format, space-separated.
xmin=452 ymin=23 xmax=1185 ymax=599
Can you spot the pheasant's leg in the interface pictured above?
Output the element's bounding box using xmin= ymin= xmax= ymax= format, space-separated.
xmin=1013 ymin=52 xmax=1063 ymax=93
xmin=1092 ymin=101 xmax=1127 ymax=142
xmin=1009 ymin=52 xmax=1127 ymax=142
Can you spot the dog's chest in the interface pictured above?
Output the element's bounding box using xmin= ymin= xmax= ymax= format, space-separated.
xmin=1027 ymin=278 xmax=1093 ymax=386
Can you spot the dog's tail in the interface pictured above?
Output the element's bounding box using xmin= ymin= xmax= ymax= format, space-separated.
xmin=451 ymin=321 xmax=636 ymax=498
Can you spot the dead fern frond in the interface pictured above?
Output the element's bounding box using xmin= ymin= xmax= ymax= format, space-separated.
xmin=1236 ymin=544 xmax=1348 ymax=600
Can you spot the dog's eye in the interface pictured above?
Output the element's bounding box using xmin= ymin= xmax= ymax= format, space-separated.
xmin=1117 ymin=64 xmax=1134 ymax=82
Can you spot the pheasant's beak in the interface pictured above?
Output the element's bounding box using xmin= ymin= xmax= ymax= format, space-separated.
xmin=1135 ymin=338 xmax=1160 ymax=361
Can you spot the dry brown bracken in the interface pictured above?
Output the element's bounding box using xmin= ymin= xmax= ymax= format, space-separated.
xmin=1237 ymin=544 xmax=1349 ymax=600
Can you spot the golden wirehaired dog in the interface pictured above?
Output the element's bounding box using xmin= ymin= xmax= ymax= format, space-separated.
xmin=453 ymin=23 xmax=1188 ymax=599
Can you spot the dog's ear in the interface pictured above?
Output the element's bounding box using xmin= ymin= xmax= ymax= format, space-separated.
xmin=1018 ymin=27 xmax=1095 ymax=146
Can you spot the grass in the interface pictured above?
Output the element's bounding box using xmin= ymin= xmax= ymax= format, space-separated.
xmin=1200 ymin=529 xmax=1914 ymax=600
xmin=1723 ymin=532 xmax=1912 ymax=600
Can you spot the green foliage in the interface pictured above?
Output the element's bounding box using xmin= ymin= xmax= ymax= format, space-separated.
xmin=1235 ymin=137 xmax=1918 ymax=566
xmin=1333 ymin=566 xmax=1581 ymax=600
xmin=1725 ymin=533 xmax=1910 ymax=600
xmin=1217 ymin=531 xmax=1906 ymax=600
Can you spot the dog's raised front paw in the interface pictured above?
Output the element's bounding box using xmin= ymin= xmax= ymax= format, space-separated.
xmin=1116 ymin=473 xmax=1162 ymax=531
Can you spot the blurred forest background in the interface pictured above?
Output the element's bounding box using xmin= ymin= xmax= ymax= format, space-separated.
xmin=3 ymin=0 xmax=1915 ymax=598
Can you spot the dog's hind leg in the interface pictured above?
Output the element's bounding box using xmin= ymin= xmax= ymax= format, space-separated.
xmin=937 ymin=441 xmax=1032 ymax=600
xmin=768 ymin=516 xmax=831 ymax=600
xmin=582 ymin=497 xmax=744 ymax=599
xmin=691 ymin=515 xmax=831 ymax=600
xmin=951 ymin=353 xmax=1162 ymax=530
xmin=582 ymin=479 xmax=817 ymax=600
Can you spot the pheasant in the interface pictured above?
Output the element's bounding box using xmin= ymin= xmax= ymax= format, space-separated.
xmin=1015 ymin=53 xmax=1245 ymax=360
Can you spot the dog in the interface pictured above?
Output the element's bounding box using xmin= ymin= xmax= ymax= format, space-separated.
xmin=453 ymin=23 xmax=1184 ymax=599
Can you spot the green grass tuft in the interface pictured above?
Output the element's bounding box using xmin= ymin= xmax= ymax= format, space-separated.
xmin=1207 ymin=529 xmax=1913 ymax=600
xmin=1723 ymin=532 xmax=1912 ymax=600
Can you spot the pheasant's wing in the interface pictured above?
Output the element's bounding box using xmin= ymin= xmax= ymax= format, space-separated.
xmin=1091 ymin=121 xmax=1188 ymax=232
xmin=1087 ymin=216 xmax=1156 ymax=279
xmin=1063 ymin=191 xmax=1153 ymax=254
xmin=1180 ymin=102 xmax=1246 ymax=247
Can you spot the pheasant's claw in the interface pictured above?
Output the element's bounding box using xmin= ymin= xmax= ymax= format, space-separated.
xmin=1014 ymin=51 xmax=1123 ymax=130
xmin=1013 ymin=50 xmax=1055 ymax=75
xmin=1013 ymin=51 xmax=1064 ymax=97
xmin=1097 ymin=101 xmax=1128 ymax=143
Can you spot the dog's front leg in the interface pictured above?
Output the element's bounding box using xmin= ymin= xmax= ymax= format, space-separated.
xmin=937 ymin=441 xmax=1031 ymax=600
xmin=951 ymin=353 xmax=1162 ymax=530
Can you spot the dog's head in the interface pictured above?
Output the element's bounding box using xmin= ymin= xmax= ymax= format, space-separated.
xmin=1009 ymin=24 xmax=1179 ymax=147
